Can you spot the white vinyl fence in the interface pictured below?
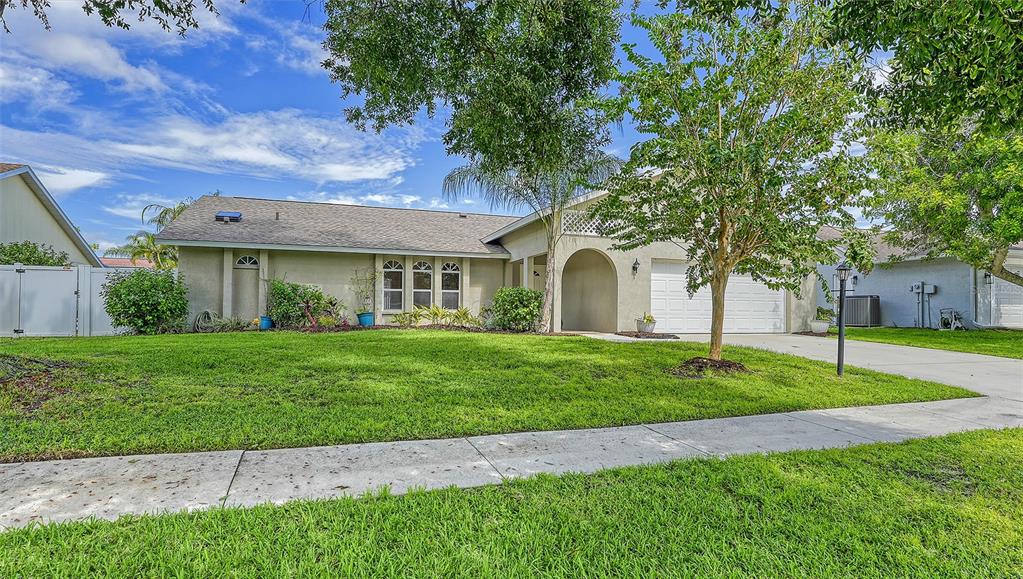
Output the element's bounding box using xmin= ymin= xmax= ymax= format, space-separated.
xmin=0 ymin=264 xmax=134 ymax=337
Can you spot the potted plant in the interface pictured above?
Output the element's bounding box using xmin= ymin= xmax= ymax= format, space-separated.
xmin=811 ymin=306 xmax=833 ymax=334
xmin=351 ymin=268 xmax=377 ymax=327
xmin=259 ymin=278 xmax=273 ymax=330
xmin=636 ymin=312 xmax=656 ymax=333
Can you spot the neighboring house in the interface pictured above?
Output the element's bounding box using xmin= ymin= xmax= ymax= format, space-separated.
xmin=817 ymin=228 xmax=1023 ymax=329
xmin=0 ymin=163 xmax=102 ymax=266
xmin=99 ymin=257 xmax=155 ymax=269
xmin=157 ymin=194 xmax=817 ymax=333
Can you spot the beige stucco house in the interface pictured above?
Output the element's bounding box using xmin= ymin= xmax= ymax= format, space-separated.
xmin=158 ymin=194 xmax=816 ymax=333
xmin=0 ymin=163 xmax=101 ymax=266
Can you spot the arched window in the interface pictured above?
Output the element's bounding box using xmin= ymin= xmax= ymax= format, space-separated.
xmin=441 ymin=262 xmax=460 ymax=309
xmin=234 ymin=255 xmax=259 ymax=269
xmin=412 ymin=260 xmax=433 ymax=308
xmin=383 ymin=260 xmax=404 ymax=310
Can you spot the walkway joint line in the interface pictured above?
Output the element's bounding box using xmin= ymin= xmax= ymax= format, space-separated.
xmin=221 ymin=450 xmax=246 ymax=507
xmin=640 ymin=424 xmax=711 ymax=456
xmin=463 ymin=437 xmax=507 ymax=482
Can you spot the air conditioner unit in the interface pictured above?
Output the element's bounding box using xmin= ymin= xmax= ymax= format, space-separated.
xmin=843 ymin=295 xmax=881 ymax=327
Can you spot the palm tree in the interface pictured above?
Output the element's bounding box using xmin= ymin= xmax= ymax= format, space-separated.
xmin=142 ymin=190 xmax=219 ymax=232
xmin=104 ymin=231 xmax=178 ymax=270
xmin=443 ymin=150 xmax=623 ymax=332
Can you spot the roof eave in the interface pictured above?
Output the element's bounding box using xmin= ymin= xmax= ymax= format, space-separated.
xmin=2 ymin=166 xmax=103 ymax=267
xmin=480 ymin=189 xmax=608 ymax=244
xmin=157 ymin=238 xmax=511 ymax=259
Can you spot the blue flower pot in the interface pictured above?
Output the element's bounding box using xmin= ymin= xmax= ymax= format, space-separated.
xmin=357 ymin=312 xmax=375 ymax=327
xmin=259 ymin=316 xmax=273 ymax=331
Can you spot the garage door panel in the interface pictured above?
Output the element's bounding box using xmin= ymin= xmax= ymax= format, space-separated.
xmin=651 ymin=261 xmax=785 ymax=333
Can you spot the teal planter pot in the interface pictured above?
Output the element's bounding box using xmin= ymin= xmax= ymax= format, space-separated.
xmin=357 ymin=312 xmax=374 ymax=327
xmin=259 ymin=316 xmax=273 ymax=331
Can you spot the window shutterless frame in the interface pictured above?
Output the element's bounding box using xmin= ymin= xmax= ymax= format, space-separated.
xmin=383 ymin=260 xmax=403 ymax=311
xmin=441 ymin=262 xmax=460 ymax=309
xmin=412 ymin=261 xmax=433 ymax=308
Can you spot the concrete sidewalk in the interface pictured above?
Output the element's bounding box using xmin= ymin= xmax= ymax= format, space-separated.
xmin=2 ymin=335 xmax=1020 ymax=530
xmin=2 ymin=396 xmax=1020 ymax=529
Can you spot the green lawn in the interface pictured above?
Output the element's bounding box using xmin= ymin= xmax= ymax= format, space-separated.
xmin=833 ymin=327 xmax=1023 ymax=359
xmin=0 ymin=330 xmax=973 ymax=462
xmin=2 ymin=428 xmax=1019 ymax=576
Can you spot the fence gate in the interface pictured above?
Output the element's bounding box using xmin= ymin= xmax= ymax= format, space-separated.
xmin=0 ymin=265 xmax=130 ymax=337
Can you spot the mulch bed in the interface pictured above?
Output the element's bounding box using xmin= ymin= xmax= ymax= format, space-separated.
xmin=0 ymin=355 xmax=77 ymax=415
xmin=615 ymin=331 xmax=679 ymax=340
xmin=668 ymin=356 xmax=750 ymax=378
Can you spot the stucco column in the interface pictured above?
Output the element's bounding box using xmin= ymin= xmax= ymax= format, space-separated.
xmin=463 ymin=258 xmax=472 ymax=312
xmin=373 ymin=254 xmax=383 ymax=319
xmin=221 ymin=248 xmax=234 ymax=318
xmin=404 ymin=254 xmax=414 ymax=311
xmin=434 ymin=255 xmax=443 ymax=307
xmin=257 ymin=249 xmax=269 ymax=317
xmin=522 ymin=256 xmax=533 ymax=288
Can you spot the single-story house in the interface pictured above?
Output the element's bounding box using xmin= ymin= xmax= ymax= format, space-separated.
xmin=157 ymin=194 xmax=817 ymax=333
xmin=816 ymin=228 xmax=1023 ymax=329
xmin=0 ymin=163 xmax=102 ymax=266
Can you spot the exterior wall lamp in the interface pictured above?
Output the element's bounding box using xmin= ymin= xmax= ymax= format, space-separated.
xmin=984 ymin=271 xmax=993 ymax=285
xmin=632 ymin=259 xmax=640 ymax=275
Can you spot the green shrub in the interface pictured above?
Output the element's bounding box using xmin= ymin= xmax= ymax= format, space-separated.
xmin=0 ymin=240 xmax=70 ymax=266
xmin=392 ymin=310 xmax=423 ymax=328
xmin=102 ymin=270 xmax=189 ymax=334
xmin=419 ymin=304 xmax=449 ymax=325
xmin=267 ymin=279 xmax=328 ymax=328
xmin=490 ymin=287 xmax=544 ymax=332
xmin=448 ymin=306 xmax=481 ymax=328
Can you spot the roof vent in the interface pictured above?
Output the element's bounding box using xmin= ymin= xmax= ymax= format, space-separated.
xmin=215 ymin=211 xmax=242 ymax=223
xmin=458 ymin=213 xmax=468 ymax=218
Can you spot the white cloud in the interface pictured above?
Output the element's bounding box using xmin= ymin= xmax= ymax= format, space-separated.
xmin=25 ymin=33 xmax=166 ymax=92
xmin=0 ymin=61 xmax=78 ymax=109
xmin=362 ymin=193 xmax=421 ymax=206
xmin=34 ymin=165 xmax=111 ymax=196
xmin=102 ymin=193 xmax=176 ymax=221
xmin=1 ymin=109 xmax=423 ymax=185
xmin=427 ymin=198 xmax=449 ymax=209
xmin=276 ymin=27 xmax=327 ymax=75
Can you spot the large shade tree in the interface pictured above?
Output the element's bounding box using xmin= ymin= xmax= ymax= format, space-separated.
xmin=590 ymin=1 xmax=870 ymax=361
xmin=865 ymin=126 xmax=1023 ymax=287
xmin=322 ymin=0 xmax=621 ymax=181
xmin=443 ymin=144 xmax=623 ymax=332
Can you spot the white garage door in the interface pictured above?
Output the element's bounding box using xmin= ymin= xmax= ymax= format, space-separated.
xmin=992 ymin=261 xmax=1023 ymax=328
xmin=650 ymin=260 xmax=786 ymax=333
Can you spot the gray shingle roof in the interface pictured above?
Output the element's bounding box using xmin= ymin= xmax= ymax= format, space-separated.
xmin=157 ymin=196 xmax=518 ymax=256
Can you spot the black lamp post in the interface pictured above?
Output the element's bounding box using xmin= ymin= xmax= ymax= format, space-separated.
xmin=836 ymin=261 xmax=851 ymax=377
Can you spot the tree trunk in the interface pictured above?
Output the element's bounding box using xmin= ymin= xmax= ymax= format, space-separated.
xmin=990 ymin=247 xmax=1023 ymax=288
xmin=540 ymin=244 xmax=557 ymax=333
xmin=708 ymin=272 xmax=729 ymax=361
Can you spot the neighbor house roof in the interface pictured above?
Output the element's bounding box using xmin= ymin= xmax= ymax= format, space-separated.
xmin=157 ymin=196 xmax=520 ymax=258
xmin=100 ymin=257 xmax=155 ymax=269
xmin=818 ymin=226 xmax=1023 ymax=265
xmin=0 ymin=163 xmax=103 ymax=267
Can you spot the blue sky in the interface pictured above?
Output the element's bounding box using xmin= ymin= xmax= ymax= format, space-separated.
xmin=0 ymin=1 xmax=652 ymax=252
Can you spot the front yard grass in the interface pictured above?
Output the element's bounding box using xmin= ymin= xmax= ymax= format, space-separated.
xmin=833 ymin=327 xmax=1023 ymax=359
xmin=1 ymin=428 xmax=1020 ymax=576
xmin=0 ymin=330 xmax=974 ymax=462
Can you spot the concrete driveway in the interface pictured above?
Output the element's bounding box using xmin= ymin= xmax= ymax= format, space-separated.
xmin=664 ymin=333 xmax=1023 ymax=401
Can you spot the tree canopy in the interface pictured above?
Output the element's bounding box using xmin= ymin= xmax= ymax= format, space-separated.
xmin=591 ymin=0 xmax=870 ymax=359
xmin=322 ymin=0 xmax=622 ymax=178
xmin=864 ymin=126 xmax=1023 ymax=287
xmin=831 ymin=0 xmax=1023 ymax=130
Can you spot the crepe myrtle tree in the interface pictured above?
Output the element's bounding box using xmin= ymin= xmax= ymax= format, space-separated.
xmin=865 ymin=125 xmax=1023 ymax=287
xmin=590 ymin=1 xmax=870 ymax=361
xmin=444 ymin=143 xmax=623 ymax=333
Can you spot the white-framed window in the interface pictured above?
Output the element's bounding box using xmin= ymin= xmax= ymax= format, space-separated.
xmin=234 ymin=255 xmax=259 ymax=269
xmin=412 ymin=260 xmax=433 ymax=308
xmin=441 ymin=262 xmax=460 ymax=309
xmin=383 ymin=260 xmax=404 ymax=310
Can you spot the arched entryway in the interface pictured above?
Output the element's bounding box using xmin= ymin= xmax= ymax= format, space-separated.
xmin=561 ymin=249 xmax=618 ymax=332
